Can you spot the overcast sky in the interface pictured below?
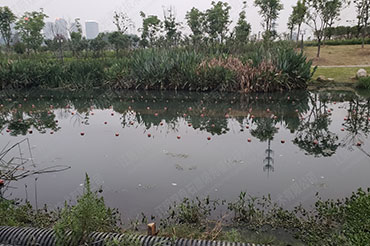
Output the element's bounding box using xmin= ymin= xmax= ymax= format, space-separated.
xmin=1 ymin=0 xmax=358 ymax=38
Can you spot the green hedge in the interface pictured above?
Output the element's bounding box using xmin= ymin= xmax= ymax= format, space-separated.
xmin=305 ymin=38 xmax=370 ymax=47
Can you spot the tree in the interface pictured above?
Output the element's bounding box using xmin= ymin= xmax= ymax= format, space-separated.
xmin=234 ymin=1 xmax=252 ymax=44
xmin=44 ymin=34 xmax=66 ymax=60
xmin=113 ymin=11 xmax=133 ymax=34
xmin=15 ymin=10 xmax=47 ymax=53
xmin=287 ymin=15 xmax=295 ymax=40
xmin=254 ymin=0 xmax=283 ymax=40
xmin=290 ymin=0 xmax=307 ymax=42
xmin=204 ymin=1 xmax=231 ymax=43
xmin=89 ymin=33 xmax=108 ymax=57
xmin=139 ymin=12 xmax=162 ymax=47
xmin=323 ymin=0 xmax=348 ymax=43
xmin=185 ymin=7 xmax=205 ymax=46
xmin=354 ymin=0 xmax=370 ymax=48
xmin=69 ymin=19 xmax=88 ymax=57
xmin=108 ymin=31 xmax=129 ymax=56
xmin=306 ymin=0 xmax=345 ymax=57
xmin=68 ymin=18 xmax=82 ymax=37
xmin=0 ymin=6 xmax=16 ymax=52
xmin=163 ymin=7 xmax=181 ymax=46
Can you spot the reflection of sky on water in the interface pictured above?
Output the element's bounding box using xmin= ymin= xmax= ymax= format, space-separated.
xmin=0 ymin=89 xmax=369 ymax=219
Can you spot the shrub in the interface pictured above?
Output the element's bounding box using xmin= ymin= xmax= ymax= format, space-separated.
xmin=13 ymin=42 xmax=26 ymax=54
xmin=275 ymin=48 xmax=315 ymax=90
xmin=161 ymin=197 xmax=218 ymax=226
xmin=343 ymin=188 xmax=370 ymax=245
xmin=356 ymin=76 xmax=370 ymax=90
xmin=0 ymin=199 xmax=55 ymax=228
xmin=127 ymin=48 xmax=202 ymax=90
xmin=54 ymin=174 xmax=121 ymax=246
xmin=197 ymin=58 xmax=238 ymax=91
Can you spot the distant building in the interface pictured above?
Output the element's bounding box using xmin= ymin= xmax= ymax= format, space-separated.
xmin=55 ymin=18 xmax=68 ymax=39
xmin=43 ymin=18 xmax=68 ymax=40
xmin=85 ymin=21 xmax=99 ymax=39
xmin=43 ymin=22 xmax=55 ymax=40
xmin=70 ymin=21 xmax=80 ymax=34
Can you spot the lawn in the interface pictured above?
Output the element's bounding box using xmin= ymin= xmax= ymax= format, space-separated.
xmin=312 ymin=66 xmax=370 ymax=83
xmin=304 ymin=45 xmax=370 ymax=66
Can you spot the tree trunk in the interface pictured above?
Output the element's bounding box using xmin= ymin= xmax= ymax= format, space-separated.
xmin=362 ymin=23 xmax=367 ymax=48
xmin=297 ymin=24 xmax=301 ymax=43
xmin=317 ymin=38 xmax=321 ymax=58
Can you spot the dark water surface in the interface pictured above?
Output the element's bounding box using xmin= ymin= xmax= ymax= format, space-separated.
xmin=1 ymin=89 xmax=370 ymax=219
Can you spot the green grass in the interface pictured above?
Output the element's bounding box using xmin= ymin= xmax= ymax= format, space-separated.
xmin=312 ymin=67 xmax=370 ymax=83
xmin=304 ymin=45 xmax=370 ymax=66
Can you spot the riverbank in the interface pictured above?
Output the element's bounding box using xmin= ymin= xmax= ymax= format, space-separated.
xmin=302 ymin=45 xmax=370 ymax=86
xmin=0 ymin=46 xmax=313 ymax=93
xmin=1 ymin=177 xmax=369 ymax=246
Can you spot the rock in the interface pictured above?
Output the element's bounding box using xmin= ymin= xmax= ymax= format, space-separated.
xmin=356 ymin=69 xmax=367 ymax=78
xmin=317 ymin=76 xmax=334 ymax=82
xmin=317 ymin=75 xmax=327 ymax=82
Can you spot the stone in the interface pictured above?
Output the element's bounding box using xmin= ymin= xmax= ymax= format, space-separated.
xmin=317 ymin=75 xmax=326 ymax=82
xmin=356 ymin=69 xmax=367 ymax=78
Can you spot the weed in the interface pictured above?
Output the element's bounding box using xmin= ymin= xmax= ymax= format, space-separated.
xmin=54 ymin=174 xmax=121 ymax=246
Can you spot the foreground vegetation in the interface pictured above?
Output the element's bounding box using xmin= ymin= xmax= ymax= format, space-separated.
xmin=0 ymin=44 xmax=314 ymax=93
xmin=1 ymin=174 xmax=370 ymax=246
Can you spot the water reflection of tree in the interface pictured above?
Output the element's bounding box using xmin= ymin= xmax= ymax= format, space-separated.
xmin=250 ymin=117 xmax=277 ymax=174
xmin=341 ymin=97 xmax=370 ymax=151
xmin=251 ymin=117 xmax=278 ymax=141
xmin=263 ymin=140 xmax=274 ymax=175
xmin=0 ymin=89 xmax=327 ymax=144
xmin=293 ymin=93 xmax=339 ymax=157
xmin=0 ymin=109 xmax=59 ymax=136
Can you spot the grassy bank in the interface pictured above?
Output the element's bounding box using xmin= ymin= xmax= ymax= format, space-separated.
xmin=1 ymin=175 xmax=370 ymax=246
xmin=0 ymin=45 xmax=313 ymax=93
xmin=312 ymin=67 xmax=370 ymax=83
xmin=304 ymin=45 xmax=370 ymax=66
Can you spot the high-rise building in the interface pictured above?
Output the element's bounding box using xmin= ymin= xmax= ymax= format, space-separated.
xmin=70 ymin=20 xmax=80 ymax=34
xmin=43 ymin=22 xmax=55 ymax=40
xmin=55 ymin=18 xmax=68 ymax=39
xmin=43 ymin=18 xmax=68 ymax=40
xmin=85 ymin=21 xmax=99 ymax=40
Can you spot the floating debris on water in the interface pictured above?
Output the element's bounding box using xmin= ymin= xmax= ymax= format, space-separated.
xmin=163 ymin=150 xmax=189 ymax=158
xmin=175 ymin=164 xmax=184 ymax=171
